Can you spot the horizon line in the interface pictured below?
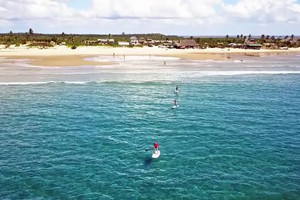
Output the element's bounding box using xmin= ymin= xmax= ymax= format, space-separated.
xmin=0 ymin=32 xmax=299 ymax=37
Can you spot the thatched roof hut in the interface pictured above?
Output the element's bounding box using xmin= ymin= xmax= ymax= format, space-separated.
xmin=176 ymin=39 xmax=198 ymax=49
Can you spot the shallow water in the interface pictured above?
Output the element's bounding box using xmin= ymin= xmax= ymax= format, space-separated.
xmin=0 ymin=55 xmax=299 ymax=199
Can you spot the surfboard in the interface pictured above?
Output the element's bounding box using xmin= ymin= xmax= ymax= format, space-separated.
xmin=152 ymin=150 xmax=160 ymax=158
xmin=172 ymin=105 xmax=179 ymax=109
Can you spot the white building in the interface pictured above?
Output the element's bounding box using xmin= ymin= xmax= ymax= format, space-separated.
xmin=118 ymin=41 xmax=130 ymax=46
xmin=130 ymin=36 xmax=139 ymax=45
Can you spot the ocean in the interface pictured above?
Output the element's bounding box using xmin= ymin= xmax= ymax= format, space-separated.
xmin=0 ymin=55 xmax=299 ymax=199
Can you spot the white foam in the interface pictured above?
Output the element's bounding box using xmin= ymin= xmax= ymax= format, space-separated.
xmin=61 ymin=81 xmax=87 ymax=84
xmin=196 ymin=71 xmax=300 ymax=76
xmin=0 ymin=71 xmax=299 ymax=86
xmin=0 ymin=81 xmax=89 ymax=86
xmin=0 ymin=81 xmax=50 ymax=85
xmin=88 ymin=55 xmax=179 ymax=62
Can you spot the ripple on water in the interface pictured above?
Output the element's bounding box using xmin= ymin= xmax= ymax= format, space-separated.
xmin=0 ymin=73 xmax=299 ymax=199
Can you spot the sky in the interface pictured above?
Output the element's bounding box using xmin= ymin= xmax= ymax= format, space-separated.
xmin=0 ymin=0 xmax=299 ymax=36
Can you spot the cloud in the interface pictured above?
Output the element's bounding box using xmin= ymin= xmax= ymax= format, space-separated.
xmin=1 ymin=0 xmax=91 ymax=22
xmin=223 ymin=0 xmax=300 ymax=23
xmin=88 ymin=0 xmax=221 ymax=19
xmin=0 ymin=0 xmax=222 ymax=20
xmin=0 ymin=0 xmax=299 ymax=34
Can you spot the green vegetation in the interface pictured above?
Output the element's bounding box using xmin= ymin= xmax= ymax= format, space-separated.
xmin=0 ymin=29 xmax=299 ymax=49
xmin=0 ymin=29 xmax=183 ymax=48
xmin=195 ymin=37 xmax=244 ymax=48
xmin=195 ymin=34 xmax=300 ymax=49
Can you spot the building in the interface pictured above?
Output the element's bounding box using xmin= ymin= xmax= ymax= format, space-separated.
xmin=244 ymin=43 xmax=262 ymax=50
xmin=244 ymin=37 xmax=262 ymax=50
xmin=26 ymin=40 xmax=56 ymax=47
xmin=139 ymin=37 xmax=145 ymax=44
xmin=176 ymin=39 xmax=198 ymax=49
xmin=118 ymin=41 xmax=130 ymax=46
xmin=130 ymin=36 xmax=139 ymax=45
xmin=97 ymin=39 xmax=115 ymax=44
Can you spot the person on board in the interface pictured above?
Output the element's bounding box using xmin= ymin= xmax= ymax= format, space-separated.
xmin=174 ymin=99 xmax=177 ymax=106
xmin=154 ymin=142 xmax=159 ymax=152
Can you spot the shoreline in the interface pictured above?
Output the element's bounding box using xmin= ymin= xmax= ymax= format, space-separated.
xmin=1 ymin=46 xmax=300 ymax=66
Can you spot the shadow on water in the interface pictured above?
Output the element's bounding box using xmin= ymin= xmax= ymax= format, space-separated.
xmin=144 ymin=157 xmax=153 ymax=166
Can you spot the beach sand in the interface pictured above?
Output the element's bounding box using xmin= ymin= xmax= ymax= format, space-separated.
xmin=166 ymin=52 xmax=230 ymax=60
xmin=0 ymin=45 xmax=299 ymax=66
xmin=4 ymin=55 xmax=115 ymax=67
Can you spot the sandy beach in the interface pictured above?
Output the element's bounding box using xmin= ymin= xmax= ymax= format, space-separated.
xmin=1 ymin=45 xmax=300 ymax=66
xmin=3 ymin=55 xmax=115 ymax=67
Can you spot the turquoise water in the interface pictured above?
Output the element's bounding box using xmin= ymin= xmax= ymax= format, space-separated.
xmin=0 ymin=56 xmax=300 ymax=199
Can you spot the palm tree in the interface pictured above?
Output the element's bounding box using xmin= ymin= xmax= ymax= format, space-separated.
xmin=29 ymin=28 xmax=34 ymax=35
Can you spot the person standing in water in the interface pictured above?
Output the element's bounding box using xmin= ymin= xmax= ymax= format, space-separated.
xmin=174 ymin=99 xmax=178 ymax=106
xmin=154 ymin=142 xmax=159 ymax=152
xmin=175 ymin=85 xmax=179 ymax=92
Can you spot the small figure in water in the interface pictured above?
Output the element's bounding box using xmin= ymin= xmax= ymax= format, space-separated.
xmin=175 ymin=85 xmax=179 ymax=92
xmin=174 ymin=99 xmax=177 ymax=106
xmin=154 ymin=142 xmax=159 ymax=152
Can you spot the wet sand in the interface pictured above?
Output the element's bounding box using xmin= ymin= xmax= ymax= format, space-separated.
xmin=2 ymin=55 xmax=115 ymax=67
xmin=0 ymin=46 xmax=299 ymax=66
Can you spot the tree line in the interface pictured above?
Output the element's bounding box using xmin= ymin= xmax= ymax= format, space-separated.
xmin=0 ymin=29 xmax=182 ymax=47
xmin=0 ymin=29 xmax=299 ymax=49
